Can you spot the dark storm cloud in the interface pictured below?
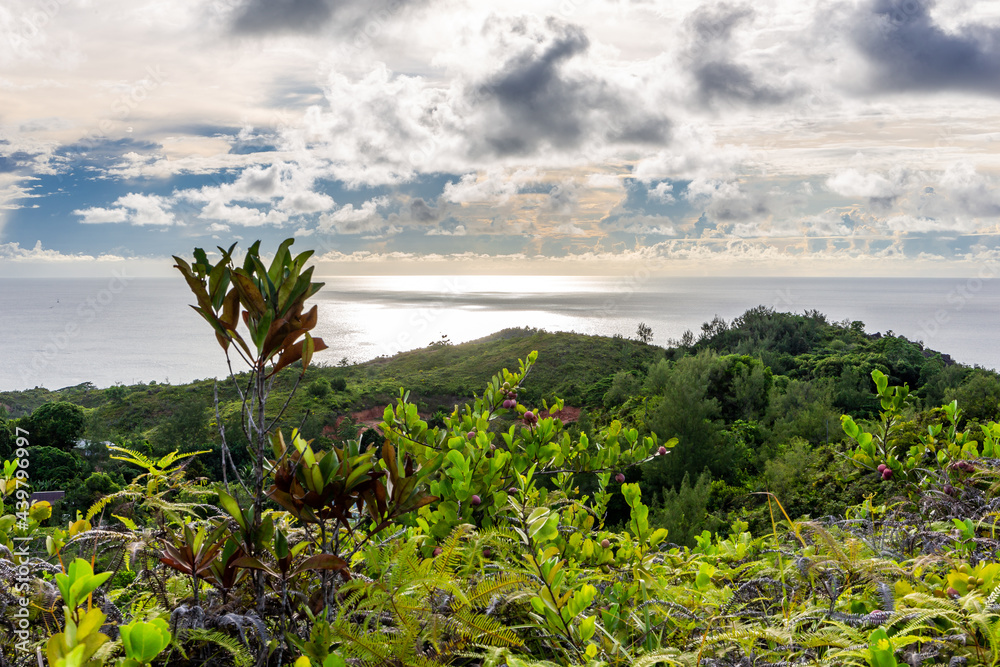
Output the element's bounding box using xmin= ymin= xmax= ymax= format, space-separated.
xmin=230 ymin=0 xmax=424 ymax=36
xmin=851 ymin=0 xmax=1000 ymax=94
xmin=470 ymin=16 xmax=670 ymax=157
xmin=683 ymin=3 xmax=796 ymax=107
xmin=408 ymin=198 xmax=440 ymax=223
xmin=231 ymin=0 xmax=334 ymax=34
xmin=692 ymin=61 xmax=792 ymax=106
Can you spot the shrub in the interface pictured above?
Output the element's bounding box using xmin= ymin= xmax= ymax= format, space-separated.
xmin=308 ymin=377 xmax=331 ymax=398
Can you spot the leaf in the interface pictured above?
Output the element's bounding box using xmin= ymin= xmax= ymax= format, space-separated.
xmin=301 ymin=332 xmax=316 ymax=370
xmin=268 ymin=237 xmax=295 ymax=284
xmin=292 ymin=554 xmax=350 ymax=576
xmin=217 ymin=490 xmax=247 ymax=533
xmin=29 ymin=500 xmax=52 ymax=522
xmin=232 ymin=269 xmax=266 ymax=319
xmin=868 ymin=627 xmax=899 ymax=667
xmin=121 ymin=618 xmax=171 ymax=663
xmin=231 ymin=556 xmax=280 ymax=579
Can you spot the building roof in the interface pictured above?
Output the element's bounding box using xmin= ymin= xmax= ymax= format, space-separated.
xmin=30 ymin=491 xmax=65 ymax=503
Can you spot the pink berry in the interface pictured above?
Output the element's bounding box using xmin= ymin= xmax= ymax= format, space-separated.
xmin=658 ymin=446 xmax=667 ymax=456
xmin=600 ymin=538 xmax=610 ymax=548
xmin=881 ymin=469 xmax=893 ymax=480
xmin=470 ymin=494 xmax=481 ymax=506
xmin=877 ymin=464 xmax=887 ymax=473
xmin=483 ymin=547 xmax=492 ymax=558
xmin=503 ymin=399 xmax=513 ymax=409
xmin=467 ymin=431 xmax=476 ymax=440
xmin=508 ymin=487 xmax=517 ymax=494
xmin=615 ymin=473 xmax=625 ymax=484
xmin=432 ymin=547 xmax=442 ymax=556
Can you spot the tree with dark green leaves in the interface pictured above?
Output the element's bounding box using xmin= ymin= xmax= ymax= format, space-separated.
xmin=21 ymin=401 xmax=85 ymax=451
xmin=947 ymin=368 xmax=1000 ymax=423
xmin=0 ymin=419 xmax=13 ymax=460
xmin=150 ymin=394 xmax=211 ymax=456
xmin=28 ymin=446 xmax=83 ymax=489
xmin=650 ymin=469 xmax=715 ymax=547
xmin=643 ymin=352 xmax=731 ymax=489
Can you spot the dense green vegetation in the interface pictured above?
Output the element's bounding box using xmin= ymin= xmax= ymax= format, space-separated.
xmin=3 ymin=238 xmax=1000 ymax=666
xmin=1 ymin=305 xmax=991 ymax=533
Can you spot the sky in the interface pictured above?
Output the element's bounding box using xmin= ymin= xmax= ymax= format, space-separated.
xmin=2 ymin=0 xmax=1000 ymax=276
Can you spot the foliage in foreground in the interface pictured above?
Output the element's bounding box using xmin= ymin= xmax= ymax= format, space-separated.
xmin=3 ymin=358 xmax=1000 ymax=666
xmin=3 ymin=238 xmax=1000 ymax=667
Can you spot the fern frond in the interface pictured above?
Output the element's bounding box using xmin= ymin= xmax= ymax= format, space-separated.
xmin=86 ymin=490 xmax=142 ymax=521
xmin=107 ymin=444 xmax=156 ymax=469
xmin=435 ymin=523 xmax=475 ymax=575
xmin=467 ymin=573 xmax=530 ymax=607
xmin=454 ymin=607 xmax=523 ymax=647
xmin=704 ymin=623 xmax=792 ymax=648
xmin=182 ymin=628 xmax=253 ymax=667
xmin=631 ymin=648 xmax=688 ymax=666
xmin=334 ymin=618 xmax=397 ymax=663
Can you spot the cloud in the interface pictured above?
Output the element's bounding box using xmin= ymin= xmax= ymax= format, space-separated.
xmin=199 ymin=201 xmax=289 ymax=227
xmin=281 ymin=190 xmax=336 ymax=214
xmin=633 ymin=124 xmax=750 ymax=182
xmin=850 ymin=0 xmax=1000 ymax=95
xmin=173 ymin=161 xmax=335 ymax=226
xmin=74 ymin=207 xmax=130 ymax=224
xmin=823 ymin=163 xmax=1000 ymax=234
xmin=74 ymin=193 xmax=177 ymax=226
xmin=585 ymin=173 xmax=624 ymax=190
xmin=682 ymin=3 xmax=798 ymax=107
xmin=825 ymin=166 xmax=919 ymax=207
xmin=938 ymin=162 xmax=1000 ymax=217
xmin=408 ymin=197 xmax=442 ymax=223
xmin=546 ymin=180 xmax=579 ymax=215
xmin=230 ymin=0 xmax=337 ymax=35
xmin=0 ymin=240 xmax=124 ymax=262
xmin=603 ymin=214 xmax=677 ymax=236
xmin=426 ymin=224 xmax=466 ymax=236
xmin=684 ymin=178 xmax=764 ymax=223
xmin=649 ymin=181 xmax=675 ymax=203
xmin=318 ymin=197 xmax=388 ymax=234
xmin=470 ymin=15 xmax=670 ymax=156
xmin=443 ymin=168 xmax=540 ymax=205
xmin=298 ymin=14 xmax=671 ymax=184
xmin=554 ymin=222 xmax=588 ymax=236
xmin=228 ymin=0 xmax=426 ymax=36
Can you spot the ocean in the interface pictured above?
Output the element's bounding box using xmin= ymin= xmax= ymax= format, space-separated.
xmin=2 ymin=275 xmax=998 ymax=392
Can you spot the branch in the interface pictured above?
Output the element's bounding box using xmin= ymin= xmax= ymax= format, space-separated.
xmin=264 ymin=373 xmax=304 ymax=433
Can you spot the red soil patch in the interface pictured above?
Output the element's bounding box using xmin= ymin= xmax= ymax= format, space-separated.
xmin=540 ymin=405 xmax=581 ymax=423
xmin=335 ymin=405 xmax=432 ymax=433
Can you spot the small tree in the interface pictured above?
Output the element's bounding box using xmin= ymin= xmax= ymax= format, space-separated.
xmin=21 ymin=401 xmax=85 ymax=451
xmin=174 ymin=238 xmax=327 ymax=594
xmin=636 ymin=322 xmax=653 ymax=344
